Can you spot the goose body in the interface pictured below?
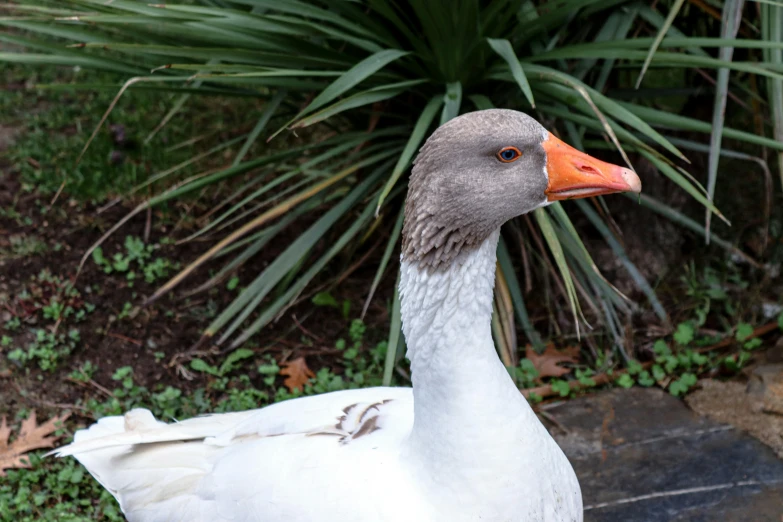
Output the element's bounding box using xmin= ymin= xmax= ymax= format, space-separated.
xmin=56 ymin=109 xmax=641 ymax=522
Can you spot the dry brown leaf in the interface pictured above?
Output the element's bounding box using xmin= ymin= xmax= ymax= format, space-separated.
xmin=0 ymin=410 xmax=70 ymax=476
xmin=524 ymin=343 xmax=579 ymax=380
xmin=280 ymin=356 xmax=315 ymax=392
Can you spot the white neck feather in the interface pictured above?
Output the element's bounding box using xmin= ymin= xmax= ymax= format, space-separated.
xmin=398 ymin=230 xmax=542 ymax=488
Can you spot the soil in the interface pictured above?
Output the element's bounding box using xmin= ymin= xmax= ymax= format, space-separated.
xmin=0 ymin=167 xmax=395 ymax=420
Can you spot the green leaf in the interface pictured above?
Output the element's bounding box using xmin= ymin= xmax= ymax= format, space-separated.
xmin=440 ymin=82 xmax=462 ymax=125
xmin=229 ymin=193 xmax=382 ymax=348
xmin=652 ymin=364 xmax=666 ymax=381
xmin=190 ymin=359 xmax=219 ymax=376
xmin=487 ymin=38 xmax=535 ymax=108
xmin=669 ymin=372 xmax=697 ymax=397
xmin=551 ymin=379 xmax=572 ymax=397
xmin=744 ymin=338 xmax=763 ymax=351
xmin=575 ymin=368 xmax=596 ymax=387
xmin=637 ymin=370 xmax=655 ymax=387
xmin=278 ymin=48 xmax=408 ymax=134
xmin=616 ymin=374 xmax=634 ymax=389
xmin=691 ymin=351 xmax=709 ymax=365
xmin=257 ymin=361 xmax=280 ymax=375
xmin=219 ymin=348 xmax=255 ymax=375
xmin=673 ymin=322 xmax=695 ymax=346
xmin=312 ymin=292 xmax=339 ymax=308
xmin=735 ymin=322 xmax=754 ymax=341
xmin=778 ymin=311 xmax=783 ymax=330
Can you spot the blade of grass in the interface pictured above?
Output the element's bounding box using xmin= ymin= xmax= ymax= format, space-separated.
xmin=631 ymin=193 xmax=759 ymax=267
xmin=228 ymin=195 xmax=381 ymax=348
xmin=494 ymin=261 xmax=518 ymax=366
xmin=533 ymin=208 xmax=581 ymax=338
xmin=440 ymin=81 xmax=462 ymax=125
xmin=146 ymin=149 xmax=399 ymax=305
xmin=705 ymin=0 xmax=745 ymax=244
xmin=636 ymin=0 xmax=687 ymax=88
xmin=291 ymin=80 xmax=426 ymax=129
xmin=638 ymin=150 xmax=729 ymax=225
xmin=618 ymin=101 xmax=783 ymax=150
xmin=547 ymin=201 xmax=631 ymax=307
xmin=362 ymin=208 xmax=404 ymax=319
xmin=576 ymin=200 xmax=667 ymax=321
xmin=233 ymin=90 xmax=285 ymax=166
xmin=376 ymin=94 xmax=442 ymax=212
xmin=271 ymin=48 xmax=408 ymax=137
xmin=522 ymin=64 xmax=685 ymax=163
xmin=487 ymin=37 xmax=535 ymax=108
xmin=491 ymin=300 xmax=513 ymax=367
xmin=188 ymin=205 xmax=311 ymax=295
xmin=469 ymin=94 xmax=495 ymax=110
xmin=763 ymin=1 xmax=783 ymax=189
xmin=211 ymin=163 xmax=391 ymax=342
xmin=497 ymin=236 xmax=543 ymax=350
xmin=383 ymin=272 xmax=403 ymax=386
xmin=76 ymin=146 xmax=310 ymax=275
xmin=192 ymin=140 xmax=368 ymax=241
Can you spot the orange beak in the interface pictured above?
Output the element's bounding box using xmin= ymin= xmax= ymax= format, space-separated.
xmin=542 ymin=132 xmax=641 ymax=201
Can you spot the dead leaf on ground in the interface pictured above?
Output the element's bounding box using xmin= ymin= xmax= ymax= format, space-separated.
xmin=280 ymin=356 xmax=315 ymax=392
xmin=1 ymin=410 xmax=70 ymax=476
xmin=525 ymin=343 xmax=579 ymax=380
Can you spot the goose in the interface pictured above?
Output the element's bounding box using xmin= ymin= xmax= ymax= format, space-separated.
xmin=55 ymin=109 xmax=641 ymax=522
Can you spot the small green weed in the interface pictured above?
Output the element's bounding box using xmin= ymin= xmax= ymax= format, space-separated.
xmin=1 ymin=271 xmax=94 ymax=371
xmin=0 ymin=235 xmax=48 ymax=259
xmin=7 ymin=329 xmax=80 ymax=371
xmin=92 ymin=236 xmax=177 ymax=286
xmin=0 ymin=453 xmax=123 ymax=522
xmin=312 ymin=291 xmax=352 ymax=319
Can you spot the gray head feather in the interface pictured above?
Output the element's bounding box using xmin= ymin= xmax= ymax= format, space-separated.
xmin=402 ymin=109 xmax=549 ymax=269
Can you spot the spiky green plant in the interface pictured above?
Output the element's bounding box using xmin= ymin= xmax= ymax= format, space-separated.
xmin=3 ymin=0 xmax=782 ymax=382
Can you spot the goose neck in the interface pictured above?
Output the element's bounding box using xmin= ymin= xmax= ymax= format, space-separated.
xmin=399 ymin=230 xmax=536 ymax=457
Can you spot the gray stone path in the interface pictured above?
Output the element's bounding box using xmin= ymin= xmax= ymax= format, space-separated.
xmin=551 ymin=387 xmax=783 ymax=521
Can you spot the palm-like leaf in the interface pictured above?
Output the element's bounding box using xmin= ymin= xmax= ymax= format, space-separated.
xmin=3 ymin=0 xmax=780 ymax=377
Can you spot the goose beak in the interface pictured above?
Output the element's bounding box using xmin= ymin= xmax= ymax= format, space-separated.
xmin=542 ymin=132 xmax=641 ymax=201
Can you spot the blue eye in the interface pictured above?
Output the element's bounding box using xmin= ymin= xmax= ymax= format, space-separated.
xmin=497 ymin=146 xmax=521 ymax=163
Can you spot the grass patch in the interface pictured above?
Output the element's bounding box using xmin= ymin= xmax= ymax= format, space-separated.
xmin=2 ymin=63 xmax=260 ymax=201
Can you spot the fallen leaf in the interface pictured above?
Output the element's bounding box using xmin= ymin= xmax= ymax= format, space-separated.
xmin=524 ymin=343 xmax=579 ymax=380
xmin=280 ymin=356 xmax=315 ymax=392
xmin=1 ymin=410 xmax=70 ymax=476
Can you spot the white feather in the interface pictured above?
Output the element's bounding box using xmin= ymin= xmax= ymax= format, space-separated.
xmin=57 ymin=231 xmax=581 ymax=521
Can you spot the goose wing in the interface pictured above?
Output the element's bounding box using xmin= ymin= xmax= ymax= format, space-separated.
xmin=55 ymin=387 xmax=415 ymax=522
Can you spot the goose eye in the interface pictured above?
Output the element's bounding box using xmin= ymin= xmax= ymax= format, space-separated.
xmin=497 ymin=146 xmax=521 ymax=163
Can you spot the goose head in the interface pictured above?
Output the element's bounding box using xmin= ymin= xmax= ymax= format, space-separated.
xmin=402 ymin=109 xmax=641 ymax=268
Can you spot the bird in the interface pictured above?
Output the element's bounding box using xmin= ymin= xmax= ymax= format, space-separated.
xmin=54 ymin=109 xmax=641 ymax=522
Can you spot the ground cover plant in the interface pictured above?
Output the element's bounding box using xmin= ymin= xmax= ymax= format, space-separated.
xmin=2 ymin=0 xmax=783 ymax=373
xmin=2 ymin=0 xmax=783 ymax=519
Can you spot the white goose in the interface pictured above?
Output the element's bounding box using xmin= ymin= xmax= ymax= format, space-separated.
xmin=56 ymin=109 xmax=641 ymax=522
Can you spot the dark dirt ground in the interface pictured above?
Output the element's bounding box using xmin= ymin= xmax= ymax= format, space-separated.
xmin=0 ymin=167 xmax=397 ymax=420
